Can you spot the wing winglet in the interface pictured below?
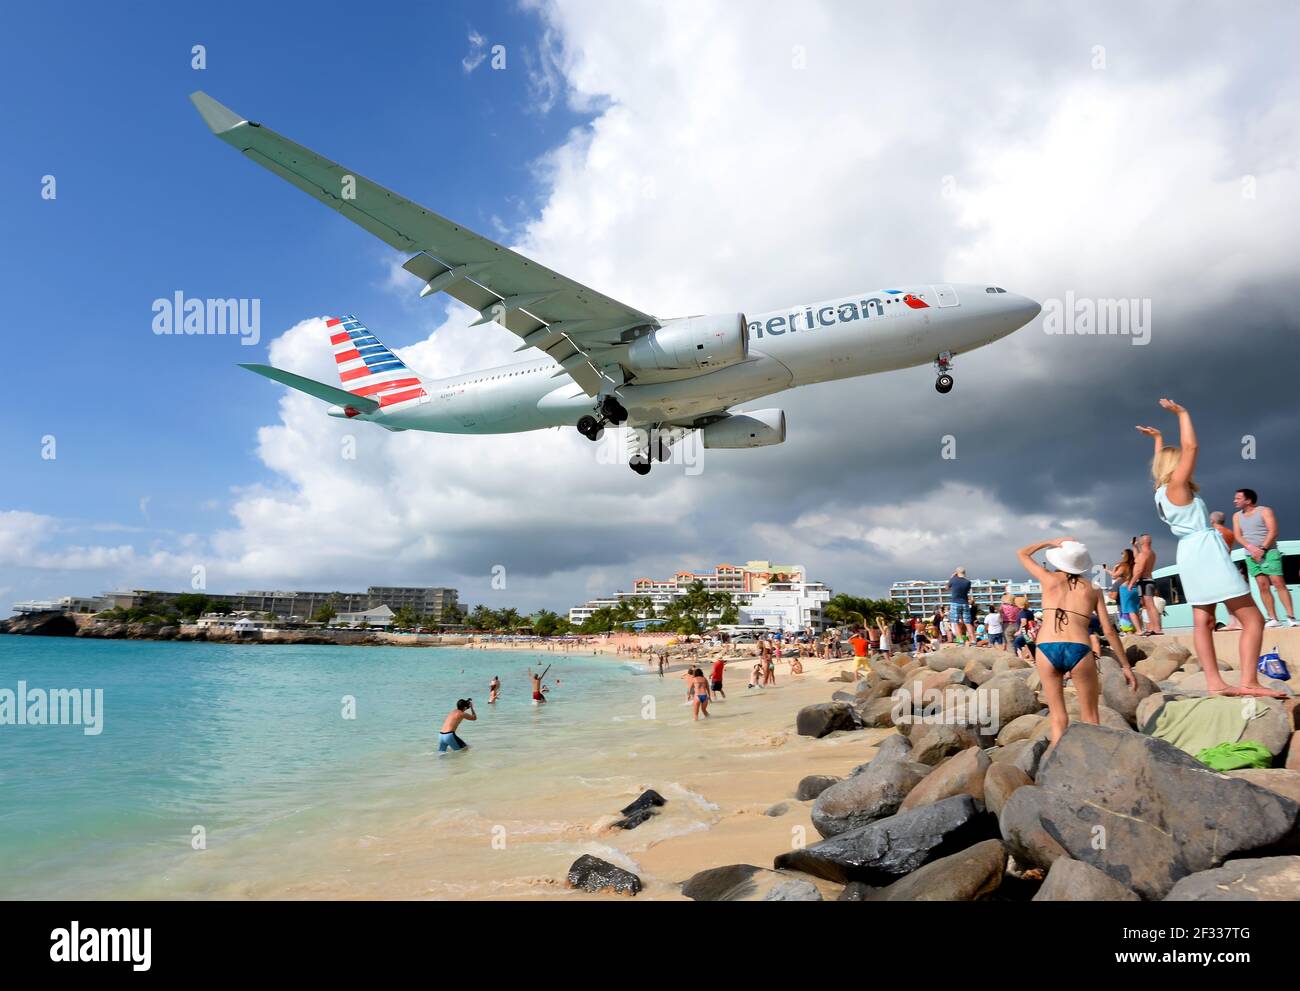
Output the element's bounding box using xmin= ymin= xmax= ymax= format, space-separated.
xmin=189 ymin=91 xmax=247 ymax=135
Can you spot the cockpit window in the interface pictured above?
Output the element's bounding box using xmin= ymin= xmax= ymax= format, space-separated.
xmin=985 ymin=287 xmax=997 ymax=293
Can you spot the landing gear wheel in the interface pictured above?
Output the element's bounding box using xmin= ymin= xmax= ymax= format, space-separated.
xmin=577 ymin=415 xmax=603 ymax=440
xmin=601 ymin=395 xmax=629 ymax=425
xmin=629 ymin=455 xmax=652 ymax=476
xmin=935 ymin=374 xmax=954 ymax=394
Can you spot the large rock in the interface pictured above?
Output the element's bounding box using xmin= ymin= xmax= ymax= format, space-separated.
xmin=964 ymin=662 xmax=994 ymax=686
xmin=993 ymin=655 xmax=1031 ymax=673
xmin=566 ymin=854 xmax=641 ymax=895
xmin=1135 ymin=691 xmax=1178 ymax=733
xmin=774 ymin=794 xmax=996 ymax=884
xmin=1227 ymin=769 xmax=1300 ymax=805
xmin=866 ymin=839 xmax=1006 ymax=901
xmin=870 ymin=659 xmax=907 ymax=683
xmin=854 ymin=697 xmax=898 ymax=728
xmin=1288 ymin=732 xmax=1300 ymax=771
xmin=1097 ymin=655 xmax=1159 ymax=727
xmin=1134 ymin=649 xmax=1186 ymax=682
xmin=899 ymin=746 xmax=991 ymax=812
xmin=910 ymin=723 xmax=978 ymax=765
xmin=999 ymin=786 xmax=1069 ymax=869
xmin=997 ymin=724 xmax=1300 ymax=899
xmin=991 ymin=737 xmax=1049 ymax=780
xmin=927 ymin=650 xmax=973 ymax=672
xmin=795 ymin=774 xmax=841 ymax=802
xmin=1164 ymin=856 xmax=1300 ymax=901
xmin=796 ymin=702 xmax=859 ymax=738
xmin=983 ymin=762 xmax=1031 ymax=818
xmin=1032 ymin=858 xmax=1140 ymax=901
xmin=996 ymin=713 xmax=1047 ymax=747
xmin=680 ymin=864 xmax=821 ymax=901
xmin=812 ymin=759 xmax=929 ymax=837
xmin=977 ymin=675 xmax=1041 ymax=733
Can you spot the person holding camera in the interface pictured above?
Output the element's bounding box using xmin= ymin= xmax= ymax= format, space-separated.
xmin=439 ymin=698 xmax=476 ymax=752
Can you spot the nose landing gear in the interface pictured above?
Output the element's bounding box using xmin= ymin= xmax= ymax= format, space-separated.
xmin=934 ymin=352 xmax=955 ymax=394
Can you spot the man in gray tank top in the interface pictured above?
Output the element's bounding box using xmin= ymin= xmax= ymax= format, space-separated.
xmin=1233 ymin=487 xmax=1295 ymax=627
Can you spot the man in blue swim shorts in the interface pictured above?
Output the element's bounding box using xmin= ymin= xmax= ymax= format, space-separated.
xmin=439 ymin=698 xmax=476 ymax=752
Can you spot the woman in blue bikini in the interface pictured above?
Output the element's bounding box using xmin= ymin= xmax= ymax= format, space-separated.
xmin=1017 ymin=537 xmax=1138 ymax=744
xmin=1136 ymin=398 xmax=1285 ymax=698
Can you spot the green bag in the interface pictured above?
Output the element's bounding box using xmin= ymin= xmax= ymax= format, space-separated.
xmin=1195 ymin=740 xmax=1274 ymax=771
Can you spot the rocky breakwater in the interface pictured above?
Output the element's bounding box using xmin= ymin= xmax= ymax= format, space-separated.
xmin=680 ymin=639 xmax=1300 ymax=901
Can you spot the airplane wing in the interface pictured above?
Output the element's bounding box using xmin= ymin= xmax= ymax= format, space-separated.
xmin=191 ymin=92 xmax=657 ymax=397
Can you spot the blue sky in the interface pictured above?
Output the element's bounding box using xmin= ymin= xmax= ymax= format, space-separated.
xmin=3 ymin=2 xmax=1296 ymax=614
xmin=3 ymin=0 xmax=576 ymax=557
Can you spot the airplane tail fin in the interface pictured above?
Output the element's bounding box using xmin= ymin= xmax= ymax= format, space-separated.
xmin=326 ymin=315 xmax=429 ymax=409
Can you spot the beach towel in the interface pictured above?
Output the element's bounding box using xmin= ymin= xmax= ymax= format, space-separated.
xmin=1195 ymin=741 xmax=1273 ymax=771
xmin=1148 ymin=696 xmax=1270 ymax=758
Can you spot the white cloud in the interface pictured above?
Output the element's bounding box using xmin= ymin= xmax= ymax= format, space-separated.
xmin=461 ymin=29 xmax=488 ymax=73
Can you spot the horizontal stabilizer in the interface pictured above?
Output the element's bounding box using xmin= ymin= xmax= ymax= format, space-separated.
xmin=239 ymin=363 xmax=380 ymax=413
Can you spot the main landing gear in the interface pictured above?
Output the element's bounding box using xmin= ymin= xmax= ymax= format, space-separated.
xmin=934 ymin=352 xmax=955 ymax=394
xmin=576 ymin=394 xmax=628 ymax=441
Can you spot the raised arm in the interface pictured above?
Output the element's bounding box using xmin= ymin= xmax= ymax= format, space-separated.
xmin=1159 ymin=399 xmax=1198 ymax=501
xmin=1135 ymin=424 xmax=1163 ymax=461
xmin=1017 ymin=538 xmax=1070 ymax=582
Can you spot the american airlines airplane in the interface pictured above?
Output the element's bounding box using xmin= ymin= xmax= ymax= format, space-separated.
xmin=192 ymin=92 xmax=1041 ymax=475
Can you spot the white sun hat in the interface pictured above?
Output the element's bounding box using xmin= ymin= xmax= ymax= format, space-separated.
xmin=1045 ymin=540 xmax=1093 ymax=576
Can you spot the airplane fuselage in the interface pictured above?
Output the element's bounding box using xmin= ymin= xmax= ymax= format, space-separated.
xmin=364 ymin=282 xmax=1039 ymax=433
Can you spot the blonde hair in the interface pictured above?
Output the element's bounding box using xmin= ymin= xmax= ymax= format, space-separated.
xmin=1014 ymin=596 xmax=1027 ymax=609
xmin=1152 ymin=445 xmax=1199 ymax=493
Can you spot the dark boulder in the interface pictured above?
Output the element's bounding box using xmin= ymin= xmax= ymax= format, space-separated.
xmin=566 ymin=854 xmax=641 ymax=895
xmin=796 ymin=702 xmax=859 ymax=738
xmin=795 ymin=775 xmax=841 ymax=802
xmin=620 ymin=789 xmax=666 ymax=816
xmin=774 ymin=794 xmax=997 ymax=884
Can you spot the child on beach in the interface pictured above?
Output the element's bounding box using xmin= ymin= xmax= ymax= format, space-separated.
xmin=1136 ymin=398 xmax=1285 ymax=697
xmin=1018 ymin=538 xmax=1137 ymax=744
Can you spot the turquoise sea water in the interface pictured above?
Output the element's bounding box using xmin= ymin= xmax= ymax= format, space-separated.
xmin=0 ymin=635 xmax=688 ymax=899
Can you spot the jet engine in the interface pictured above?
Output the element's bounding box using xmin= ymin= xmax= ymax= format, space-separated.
xmin=625 ymin=313 xmax=748 ymax=373
xmin=700 ymin=409 xmax=786 ymax=449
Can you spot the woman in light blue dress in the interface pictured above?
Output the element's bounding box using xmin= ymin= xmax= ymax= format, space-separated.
xmin=1136 ymin=399 xmax=1282 ymax=698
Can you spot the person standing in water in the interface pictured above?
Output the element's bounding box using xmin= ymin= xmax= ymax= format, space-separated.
xmin=528 ymin=666 xmax=547 ymax=705
xmin=1137 ymin=399 xmax=1285 ymax=697
xmin=1018 ymin=538 xmax=1137 ymax=744
xmin=690 ymin=667 xmax=712 ymax=720
xmin=488 ymin=676 xmax=500 ymax=704
xmin=439 ymin=698 xmax=476 ymax=752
